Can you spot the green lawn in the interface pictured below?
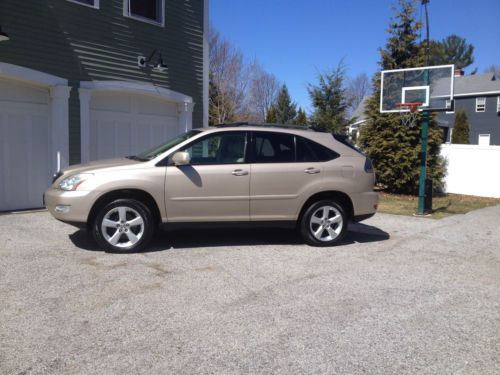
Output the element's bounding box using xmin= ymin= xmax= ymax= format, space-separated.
xmin=378 ymin=192 xmax=500 ymax=219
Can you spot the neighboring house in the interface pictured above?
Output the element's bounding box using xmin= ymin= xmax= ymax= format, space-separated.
xmin=437 ymin=71 xmax=500 ymax=146
xmin=348 ymin=96 xmax=369 ymax=140
xmin=0 ymin=0 xmax=208 ymax=211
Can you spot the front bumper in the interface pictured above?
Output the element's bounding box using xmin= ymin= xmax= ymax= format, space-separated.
xmin=44 ymin=188 xmax=98 ymax=224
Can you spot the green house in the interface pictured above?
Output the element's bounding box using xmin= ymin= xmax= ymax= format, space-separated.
xmin=0 ymin=0 xmax=208 ymax=211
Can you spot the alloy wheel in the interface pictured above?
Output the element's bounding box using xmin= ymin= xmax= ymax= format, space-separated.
xmin=309 ymin=205 xmax=343 ymax=242
xmin=101 ymin=206 xmax=145 ymax=249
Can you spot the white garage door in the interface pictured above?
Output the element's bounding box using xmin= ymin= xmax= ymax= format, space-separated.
xmin=89 ymin=92 xmax=180 ymax=161
xmin=0 ymin=79 xmax=51 ymax=211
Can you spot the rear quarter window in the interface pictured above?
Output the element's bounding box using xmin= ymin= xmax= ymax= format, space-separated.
xmin=296 ymin=136 xmax=339 ymax=162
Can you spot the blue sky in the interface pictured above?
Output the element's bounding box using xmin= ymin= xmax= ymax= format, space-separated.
xmin=210 ymin=0 xmax=500 ymax=113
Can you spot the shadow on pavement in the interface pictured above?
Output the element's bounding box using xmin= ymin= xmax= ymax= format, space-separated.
xmin=69 ymin=222 xmax=389 ymax=252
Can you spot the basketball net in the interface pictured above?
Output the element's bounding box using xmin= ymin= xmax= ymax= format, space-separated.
xmin=397 ymin=102 xmax=422 ymax=128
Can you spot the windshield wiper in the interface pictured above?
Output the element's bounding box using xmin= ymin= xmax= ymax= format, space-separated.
xmin=125 ymin=155 xmax=149 ymax=162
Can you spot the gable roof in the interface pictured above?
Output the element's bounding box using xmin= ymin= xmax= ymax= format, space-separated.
xmin=453 ymin=73 xmax=500 ymax=96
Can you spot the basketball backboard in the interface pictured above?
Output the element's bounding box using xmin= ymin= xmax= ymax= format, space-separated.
xmin=380 ymin=64 xmax=454 ymax=113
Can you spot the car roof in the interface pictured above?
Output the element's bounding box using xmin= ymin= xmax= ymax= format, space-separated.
xmin=196 ymin=124 xmax=362 ymax=157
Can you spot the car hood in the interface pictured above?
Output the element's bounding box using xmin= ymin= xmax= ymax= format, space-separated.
xmin=61 ymin=158 xmax=142 ymax=175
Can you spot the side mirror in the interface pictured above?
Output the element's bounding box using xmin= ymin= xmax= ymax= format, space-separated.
xmin=172 ymin=151 xmax=191 ymax=166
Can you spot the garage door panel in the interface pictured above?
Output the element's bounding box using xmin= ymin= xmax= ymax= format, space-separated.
xmin=135 ymin=95 xmax=177 ymax=116
xmin=0 ymin=79 xmax=49 ymax=105
xmin=90 ymin=93 xmax=131 ymax=113
xmin=90 ymin=93 xmax=182 ymax=161
xmin=130 ymin=123 xmax=149 ymax=155
xmin=115 ymin=120 xmax=132 ymax=157
xmin=95 ymin=120 xmax=117 ymax=160
xmin=0 ymin=106 xmax=50 ymax=211
xmin=29 ymin=115 xmax=50 ymax=205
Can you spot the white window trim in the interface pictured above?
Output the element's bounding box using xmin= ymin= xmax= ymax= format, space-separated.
xmin=445 ymin=99 xmax=454 ymax=114
xmin=497 ymin=97 xmax=500 ymax=112
xmin=67 ymin=0 xmax=100 ymax=9
xmin=123 ymin=0 xmax=165 ymax=27
xmin=476 ymin=97 xmax=486 ymax=112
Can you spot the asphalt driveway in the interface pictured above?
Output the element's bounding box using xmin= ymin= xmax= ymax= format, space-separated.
xmin=1 ymin=207 xmax=499 ymax=374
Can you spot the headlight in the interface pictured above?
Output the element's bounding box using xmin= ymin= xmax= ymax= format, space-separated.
xmin=59 ymin=173 xmax=93 ymax=191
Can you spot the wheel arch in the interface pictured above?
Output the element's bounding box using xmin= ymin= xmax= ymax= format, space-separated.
xmin=298 ymin=191 xmax=354 ymax=224
xmin=87 ymin=189 xmax=162 ymax=230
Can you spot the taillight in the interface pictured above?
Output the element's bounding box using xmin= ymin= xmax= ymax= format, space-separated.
xmin=364 ymin=158 xmax=374 ymax=173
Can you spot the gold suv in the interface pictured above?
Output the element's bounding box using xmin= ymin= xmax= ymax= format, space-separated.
xmin=45 ymin=124 xmax=378 ymax=252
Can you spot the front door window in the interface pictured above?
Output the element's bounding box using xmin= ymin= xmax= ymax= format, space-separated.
xmin=181 ymin=132 xmax=247 ymax=165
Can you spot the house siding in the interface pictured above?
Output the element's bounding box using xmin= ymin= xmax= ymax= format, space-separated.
xmin=438 ymin=95 xmax=500 ymax=145
xmin=0 ymin=0 xmax=205 ymax=164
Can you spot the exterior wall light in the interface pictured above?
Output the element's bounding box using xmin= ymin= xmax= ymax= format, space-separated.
xmin=137 ymin=49 xmax=168 ymax=73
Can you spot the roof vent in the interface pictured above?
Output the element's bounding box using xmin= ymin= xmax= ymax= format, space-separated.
xmin=454 ymin=69 xmax=464 ymax=77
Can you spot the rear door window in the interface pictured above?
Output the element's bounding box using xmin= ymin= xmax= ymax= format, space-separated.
xmin=253 ymin=132 xmax=295 ymax=163
xmin=252 ymin=132 xmax=339 ymax=163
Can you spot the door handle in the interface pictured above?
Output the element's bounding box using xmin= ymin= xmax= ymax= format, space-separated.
xmin=304 ymin=167 xmax=320 ymax=174
xmin=232 ymin=169 xmax=249 ymax=176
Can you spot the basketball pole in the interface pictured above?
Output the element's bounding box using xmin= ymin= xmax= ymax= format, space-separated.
xmin=417 ymin=0 xmax=431 ymax=215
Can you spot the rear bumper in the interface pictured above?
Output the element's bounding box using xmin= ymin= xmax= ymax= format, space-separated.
xmin=44 ymin=188 xmax=97 ymax=224
xmin=351 ymin=191 xmax=379 ymax=218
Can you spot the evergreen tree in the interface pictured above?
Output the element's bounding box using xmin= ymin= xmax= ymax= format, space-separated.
xmin=451 ymin=109 xmax=470 ymax=144
xmin=295 ymin=107 xmax=308 ymax=125
xmin=359 ymin=0 xmax=444 ymax=195
xmin=307 ymin=62 xmax=348 ymax=133
xmin=274 ymin=84 xmax=297 ymax=124
xmin=265 ymin=105 xmax=277 ymax=123
xmin=429 ymin=35 xmax=474 ymax=70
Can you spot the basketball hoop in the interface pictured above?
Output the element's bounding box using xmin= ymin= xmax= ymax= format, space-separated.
xmin=397 ymin=102 xmax=422 ymax=127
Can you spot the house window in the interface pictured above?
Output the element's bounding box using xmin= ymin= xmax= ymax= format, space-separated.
xmin=476 ymin=97 xmax=486 ymax=112
xmin=124 ymin=0 xmax=165 ymax=26
xmin=446 ymin=99 xmax=454 ymax=114
xmin=67 ymin=0 xmax=99 ymax=8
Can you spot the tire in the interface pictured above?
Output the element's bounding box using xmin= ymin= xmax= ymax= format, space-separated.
xmin=299 ymin=200 xmax=348 ymax=247
xmin=92 ymin=199 xmax=154 ymax=253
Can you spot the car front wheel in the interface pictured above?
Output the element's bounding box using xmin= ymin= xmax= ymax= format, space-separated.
xmin=300 ymin=200 xmax=348 ymax=246
xmin=92 ymin=199 xmax=154 ymax=253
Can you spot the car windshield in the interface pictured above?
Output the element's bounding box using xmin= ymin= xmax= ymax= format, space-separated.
xmin=130 ymin=130 xmax=202 ymax=161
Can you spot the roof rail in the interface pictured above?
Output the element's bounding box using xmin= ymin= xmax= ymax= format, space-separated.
xmin=212 ymin=122 xmax=249 ymax=127
xmin=212 ymin=122 xmax=328 ymax=132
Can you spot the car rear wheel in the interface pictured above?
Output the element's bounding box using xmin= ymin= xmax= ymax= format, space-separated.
xmin=92 ymin=199 xmax=154 ymax=253
xmin=300 ymin=200 xmax=347 ymax=246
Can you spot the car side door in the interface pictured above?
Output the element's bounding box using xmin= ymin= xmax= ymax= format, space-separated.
xmin=249 ymin=131 xmax=335 ymax=221
xmin=165 ymin=131 xmax=250 ymax=222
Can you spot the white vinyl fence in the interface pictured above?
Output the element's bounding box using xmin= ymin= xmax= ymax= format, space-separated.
xmin=440 ymin=144 xmax=500 ymax=198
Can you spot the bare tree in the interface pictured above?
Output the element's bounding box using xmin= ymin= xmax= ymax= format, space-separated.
xmin=209 ymin=25 xmax=249 ymax=125
xmin=346 ymin=73 xmax=371 ymax=116
xmin=247 ymin=61 xmax=280 ymax=123
xmin=484 ymin=64 xmax=500 ymax=80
